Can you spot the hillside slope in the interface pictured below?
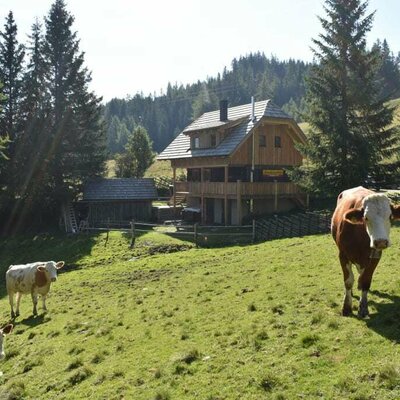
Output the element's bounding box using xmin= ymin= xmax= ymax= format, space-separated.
xmin=1 ymin=231 xmax=400 ymax=399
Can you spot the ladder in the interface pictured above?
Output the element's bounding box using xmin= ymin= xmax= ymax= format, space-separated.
xmin=63 ymin=203 xmax=78 ymax=233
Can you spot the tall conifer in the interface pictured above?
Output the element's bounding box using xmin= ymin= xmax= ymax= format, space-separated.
xmin=291 ymin=0 xmax=400 ymax=195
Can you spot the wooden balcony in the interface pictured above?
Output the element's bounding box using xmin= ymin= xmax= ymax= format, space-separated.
xmin=175 ymin=180 xmax=302 ymax=198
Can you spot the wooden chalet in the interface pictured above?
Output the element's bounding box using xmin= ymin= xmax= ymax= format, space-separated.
xmin=80 ymin=178 xmax=158 ymax=226
xmin=158 ymin=99 xmax=307 ymax=225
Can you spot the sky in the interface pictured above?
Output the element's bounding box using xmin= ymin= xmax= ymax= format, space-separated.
xmin=1 ymin=0 xmax=399 ymax=102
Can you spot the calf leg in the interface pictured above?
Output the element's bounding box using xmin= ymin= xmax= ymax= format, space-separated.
xmin=340 ymin=254 xmax=354 ymax=316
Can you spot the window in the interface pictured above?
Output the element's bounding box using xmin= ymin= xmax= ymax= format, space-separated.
xmin=274 ymin=136 xmax=281 ymax=148
xmin=210 ymin=134 xmax=216 ymax=147
xmin=259 ymin=135 xmax=266 ymax=147
xmin=192 ymin=137 xmax=200 ymax=149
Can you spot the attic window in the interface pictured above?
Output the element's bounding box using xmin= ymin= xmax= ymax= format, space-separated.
xmin=274 ymin=136 xmax=281 ymax=148
xmin=259 ymin=135 xmax=266 ymax=147
xmin=210 ymin=134 xmax=216 ymax=147
xmin=192 ymin=137 xmax=200 ymax=149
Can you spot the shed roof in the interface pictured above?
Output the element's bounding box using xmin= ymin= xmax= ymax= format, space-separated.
xmin=158 ymin=99 xmax=304 ymax=160
xmin=83 ymin=178 xmax=158 ymax=201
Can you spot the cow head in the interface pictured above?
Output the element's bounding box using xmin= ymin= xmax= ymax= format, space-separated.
xmin=344 ymin=194 xmax=400 ymax=250
xmin=0 ymin=324 xmax=13 ymax=359
xmin=37 ymin=261 xmax=65 ymax=283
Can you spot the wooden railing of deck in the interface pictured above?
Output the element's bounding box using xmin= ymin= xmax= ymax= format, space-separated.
xmin=175 ymin=181 xmax=301 ymax=197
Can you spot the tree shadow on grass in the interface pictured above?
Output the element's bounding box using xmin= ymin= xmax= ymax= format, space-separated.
xmin=365 ymin=290 xmax=400 ymax=343
xmin=0 ymin=232 xmax=102 ymax=300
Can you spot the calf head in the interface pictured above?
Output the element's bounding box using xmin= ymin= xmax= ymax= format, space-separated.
xmin=344 ymin=194 xmax=400 ymax=249
xmin=36 ymin=261 xmax=65 ymax=285
xmin=0 ymin=324 xmax=13 ymax=359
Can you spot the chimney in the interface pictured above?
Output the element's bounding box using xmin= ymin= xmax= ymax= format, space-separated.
xmin=219 ymin=100 xmax=228 ymax=121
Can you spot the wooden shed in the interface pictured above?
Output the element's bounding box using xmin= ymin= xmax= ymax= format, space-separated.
xmin=81 ymin=178 xmax=158 ymax=227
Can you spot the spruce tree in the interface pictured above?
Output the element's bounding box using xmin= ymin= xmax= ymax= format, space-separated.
xmin=291 ymin=0 xmax=400 ymax=196
xmin=0 ymin=11 xmax=25 ymax=142
xmin=42 ymin=0 xmax=106 ymax=201
xmin=115 ymin=126 xmax=154 ymax=178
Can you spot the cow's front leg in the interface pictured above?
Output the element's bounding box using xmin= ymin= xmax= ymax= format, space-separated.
xmin=31 ymin=292 xmax=38 ymax=316
xmin=41 ymin=295 xmax=47 ymax=312
xmin=340 ymin=254 xmax=354 ymax=316
xmin=357 ymin=264 xmax=377 ymax=318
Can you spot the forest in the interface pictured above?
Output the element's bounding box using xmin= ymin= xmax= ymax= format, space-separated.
xmin=104 ymin=42 xmax=400 ymax=154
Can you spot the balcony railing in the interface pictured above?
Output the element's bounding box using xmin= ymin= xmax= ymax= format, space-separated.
xmin=175 ymin=181 xmax=302 ymax=197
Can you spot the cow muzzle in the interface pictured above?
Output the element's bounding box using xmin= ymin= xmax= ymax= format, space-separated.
xmin=51 ymin=277 xmax=57 ymax=283
xmin=373 ymin=239 xmax=389 ymax=250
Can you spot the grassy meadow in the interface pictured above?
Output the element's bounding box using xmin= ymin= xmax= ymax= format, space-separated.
xmin=1 ymin=228 xmax=400 ymax=399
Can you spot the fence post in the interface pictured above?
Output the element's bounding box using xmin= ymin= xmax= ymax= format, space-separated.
xmin=105 ymin=218 xmax=110 ymax=247
xmin=130 ymin=220 xmax=136 ymax=249
xmin=252 ymin=219 xmax=256 ymax=243
xmin=194 ymin=223 xmax=198 ymax=248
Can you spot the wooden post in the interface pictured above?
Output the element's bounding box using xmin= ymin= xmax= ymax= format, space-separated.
xmin=252 ymin=219 xmax=256 ymax=243
xmin=105 ymin=218 xmax=110 ymax=247
xmin=173 ymin=167 xmax=176 ymax=221
xmin=236 ymin=180 xmax=242 ymax=226
xmin=201 ymin=167 xmax=205 ymax=224
xmin=194 ymin=223 xmax=198 ymax=248
xmin=130 ymin=220 xmax=136 ymax=249
xmin=274 ymin=180 xmax=279 ymax=212
xmin=224 ymin=165 xmax=228 ymax=226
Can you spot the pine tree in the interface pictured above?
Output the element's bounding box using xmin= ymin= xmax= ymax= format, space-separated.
xmin=291 ymin=0 xmax=400 ymax=196
xmin=0 ymin=11 xmax=25 ymax=141
xmin=42 ymin=0 xmax=106 ymax=200
xmin=115 ymin=126 xmax=154 ymax=178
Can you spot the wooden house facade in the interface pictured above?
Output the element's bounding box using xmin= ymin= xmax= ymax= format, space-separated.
xmin=158 ymin=99 xmax=307 ymax=225
xmin=80 ymin=178 xmax=158 ymax=226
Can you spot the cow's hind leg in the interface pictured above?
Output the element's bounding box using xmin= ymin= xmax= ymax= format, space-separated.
xmin=340 ymin=253 xmax=354 ymax=316
xmin=8 ymin=291 xmax=15 ymax=319
xmin=15 ymin=292 xmax=21 ymax=317
xmin=31 ymin=292 xmax=38 ymax=316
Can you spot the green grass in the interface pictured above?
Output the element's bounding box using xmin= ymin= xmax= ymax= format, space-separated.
xmin=2 ymin=228 xmax=400 ymax=399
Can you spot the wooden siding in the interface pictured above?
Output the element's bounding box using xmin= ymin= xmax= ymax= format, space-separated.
xmin=172 ymin=157 xmax=229 ymax=168
xmin=88 ymin=201 xmax=152 ymax=225
xmin=230 ymin=124 xmax=302 ymax=166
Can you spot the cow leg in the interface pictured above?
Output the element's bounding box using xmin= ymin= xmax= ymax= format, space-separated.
xmin=357 ymin=263 xmax=377 ymax=318
xmin=31 ymin=292 xmax=38 ymax=316
xmin=340 ymin=254 xmax=354 ymax=316
xmin=42 ymin=295 xmax=47 ymax=312
xmin=8 ymin=291 xmax=15 ymax=319
xmin=15 ymin=292 xmax=21 ymax=317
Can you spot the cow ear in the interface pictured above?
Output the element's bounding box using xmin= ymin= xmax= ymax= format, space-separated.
xmin=391 ymin=204 xmax=400 ymax=220
xmin=2 ymin=324 xmax=13 ymax=335
xmin=344 ymin=208 xmax=364 ymax=224
xmin=56 ymin=261 xmax=65 ymax=269
xmin=37 ymin=265 xmax=46 ymax=272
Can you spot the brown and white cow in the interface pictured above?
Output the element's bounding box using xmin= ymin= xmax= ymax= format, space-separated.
xmin=0 ymin=324 xmax=13 ymax=360
xmin=6 ymin=261 xmax=65 ymax=318
xmin=332 ymin=186 xmax=400 ymax=317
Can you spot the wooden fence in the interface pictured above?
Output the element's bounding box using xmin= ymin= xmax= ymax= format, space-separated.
xmin=81 ymin=211 xmax=331 ymax=248
xmin=255 ymin=211 xmax=331 ymax=241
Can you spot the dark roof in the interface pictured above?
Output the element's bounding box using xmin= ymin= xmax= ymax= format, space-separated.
xmin=158 ymin=99 xmax=302 ymax=160
xmin=83 ymin=178 xmax=158 ymax=201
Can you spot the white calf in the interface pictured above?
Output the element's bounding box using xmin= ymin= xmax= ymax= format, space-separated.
xmin=6 ymin=261 xmax=65 ymax=318
xmin=0 ymin=324 xmax=13 ymax=359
